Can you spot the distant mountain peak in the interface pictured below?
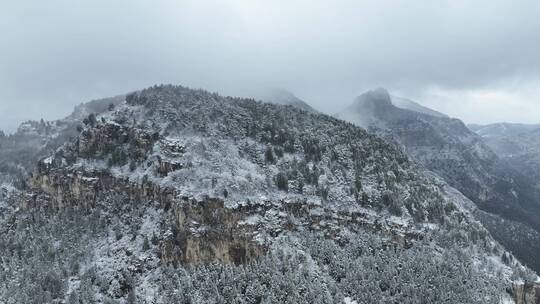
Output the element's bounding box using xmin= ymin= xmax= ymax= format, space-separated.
xmin=371 ymin=87 xmax=392 ymax=98
xmin=349 ymin=88 xmax=448 ymax=119
xmin=337 ymin=88 xmax=394 ymax=128
xmin=260 ymin=88 xmax=316 ymax=113
xmin=354 ymin=88 xmax=393 ymax=108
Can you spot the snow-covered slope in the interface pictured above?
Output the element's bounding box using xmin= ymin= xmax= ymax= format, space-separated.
xmin=1 ymin=85 xmax=537 ymax=303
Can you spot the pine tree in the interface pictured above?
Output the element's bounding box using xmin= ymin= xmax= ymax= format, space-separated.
xmin=127 ymin=288 xmax=136 ymax=304
xmin=275 ymin=172 xmax=288 ymax=191
xmin=265 ymin=146 xmax=275 ymax=163
xmin=151 ymin=232 xmax=159 ymax=245
xmin=142 ymin=236 xmax=150 ymax=251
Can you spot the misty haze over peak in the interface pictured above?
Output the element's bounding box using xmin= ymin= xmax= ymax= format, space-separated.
xmin=1 ymin=0 xmax=540 ymax=132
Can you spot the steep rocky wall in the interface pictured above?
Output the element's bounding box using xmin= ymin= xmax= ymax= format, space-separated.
xmin=512 ymin=282 xmax=540 ymax=304
xmin=162 ymin=198 xmax=265 ymax=265
xmin=28 ymin=166 xmax=168 ymax=209
xmin=76 ymin=122 xmax=158 ymax=161
xmin=26 ymin=163 xmax=266 ymax=266
xmin=26 ymin=161 xmax=420 ymax=267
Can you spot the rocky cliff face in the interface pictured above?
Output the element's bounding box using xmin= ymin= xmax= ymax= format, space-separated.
xmin=26 ymin=121 xmax=265 ymax=266
xmin=29 ymin=159 xmax=266 ymax=266
xmin=512 ymin=282 xmax=540 ymax=304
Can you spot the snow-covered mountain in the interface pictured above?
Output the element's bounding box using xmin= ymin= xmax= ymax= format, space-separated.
xmin=337 ymin=88 xmax=540 ymax=274
xmin=337 ymin=88 xmax=447 ymax=129
xmin=0 ymin=85 xmax=536 ymax=303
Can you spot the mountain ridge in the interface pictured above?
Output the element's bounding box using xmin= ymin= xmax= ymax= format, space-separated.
xmin=337 ymin=88 xmax=540 ymax=274
xmin=1 ymin=84 xmax=535 ymax=303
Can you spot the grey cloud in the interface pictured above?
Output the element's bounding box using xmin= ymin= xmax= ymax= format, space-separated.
xmin=1 ymin=0 xmax=540 ymax=132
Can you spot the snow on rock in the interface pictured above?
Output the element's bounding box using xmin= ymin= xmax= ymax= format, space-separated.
xmin=344 ymin=297 xmax=358 ymax=304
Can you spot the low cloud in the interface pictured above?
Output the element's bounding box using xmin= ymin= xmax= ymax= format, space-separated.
xmin=1 ymin=0 xmax=540 ymax=131
xmin=410 ymin=78 xmax=540 ymax=124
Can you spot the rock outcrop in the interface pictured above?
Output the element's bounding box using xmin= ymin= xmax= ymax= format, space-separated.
xmin=513 ymin=282 xmax=540 ymax=304
xmin=162 ymin=198 xmax=265 ymax=265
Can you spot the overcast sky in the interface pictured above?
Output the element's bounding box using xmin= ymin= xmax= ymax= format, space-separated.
xmin=1 ymin=0 xmax=539 ymax=132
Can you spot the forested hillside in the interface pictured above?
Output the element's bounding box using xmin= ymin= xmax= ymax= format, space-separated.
xmin=0 ymin=85 xmax=536 ymax=303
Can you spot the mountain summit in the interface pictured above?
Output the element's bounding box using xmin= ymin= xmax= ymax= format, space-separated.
xmin=337 ymin=88 xmax=393 ymax=128
xmin=338 ymin=88 xmax=447 ymax=129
